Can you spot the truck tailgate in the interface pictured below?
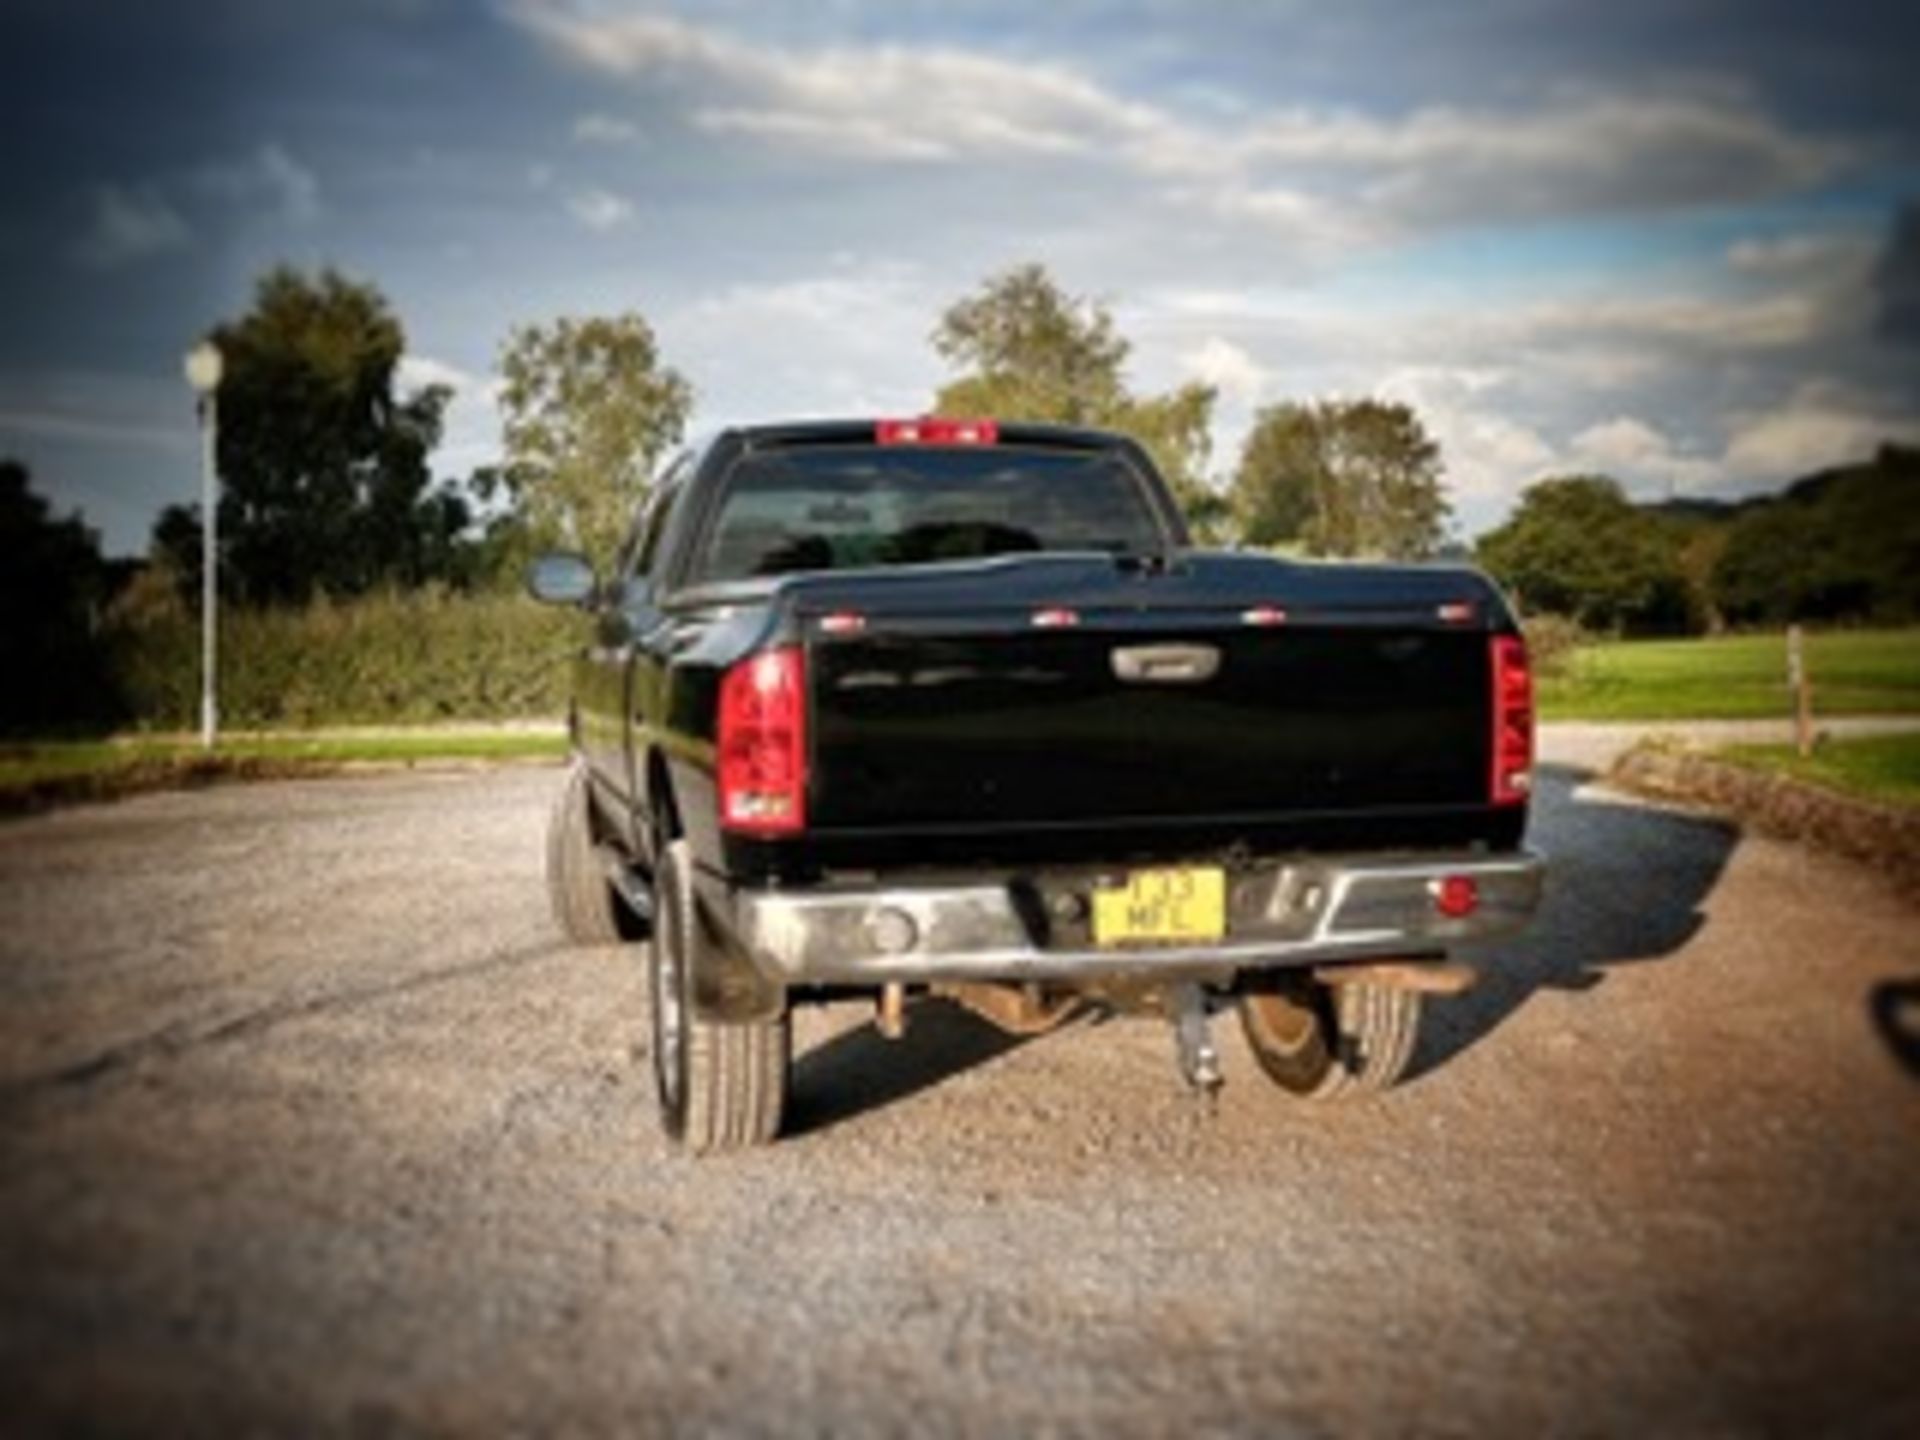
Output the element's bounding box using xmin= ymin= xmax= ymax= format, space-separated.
xmin=779 ymin=553 xmax=1511 ymax=852
xmin=812 ymin=623 xmax=1487 ymax=829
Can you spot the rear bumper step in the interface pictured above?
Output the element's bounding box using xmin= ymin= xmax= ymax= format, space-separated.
xmin=730 ymin=850 xmax=1544 ymax=985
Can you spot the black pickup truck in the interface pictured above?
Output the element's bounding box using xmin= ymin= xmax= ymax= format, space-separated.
xmin=530 ymin=418 xmax=1543 ymax=1152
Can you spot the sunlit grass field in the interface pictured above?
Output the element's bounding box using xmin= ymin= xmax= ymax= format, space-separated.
xmin=1538 ymin=628 xmax=1920 ymax=721
xmin=1719 ymin=733 xmax=1920 ymax=809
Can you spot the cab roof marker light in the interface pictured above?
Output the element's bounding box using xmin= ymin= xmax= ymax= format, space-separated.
xmin=875 ymin=417 xmax=999 ymax=446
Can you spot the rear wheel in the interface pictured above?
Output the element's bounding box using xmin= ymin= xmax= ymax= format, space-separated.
xmin=546 ymin=760 xmax=631 ymax=945
xmin=1239 ymin=978 xmax=1421 ymax=1100
xmin=650 ymin=839 xmax=789 ymax=1153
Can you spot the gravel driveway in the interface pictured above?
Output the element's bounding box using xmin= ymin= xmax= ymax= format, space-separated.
xmin=2 ymin=736 xmax=1917 ymax=1435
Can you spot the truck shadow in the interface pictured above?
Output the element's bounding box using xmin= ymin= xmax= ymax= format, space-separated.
xmin=786 ymin=999 xmax=1032 ymax=1137
xmin=1410 ymin=762 xmax=1740 ymax=1081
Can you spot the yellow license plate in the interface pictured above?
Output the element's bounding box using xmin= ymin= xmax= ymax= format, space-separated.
xmin=1092 ymin=867 xmax=1226 ymax=947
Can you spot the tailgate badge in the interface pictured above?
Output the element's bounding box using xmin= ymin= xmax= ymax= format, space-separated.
xmin=1111 ymin=643 xmax=1220 ymax=685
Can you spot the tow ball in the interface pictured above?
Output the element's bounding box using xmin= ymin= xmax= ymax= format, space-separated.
xmin=1168 ymin=983 xmax=1223 ymax=1100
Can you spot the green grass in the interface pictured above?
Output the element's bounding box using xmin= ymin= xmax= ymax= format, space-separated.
xmin=1538 ymin=628 xmax=1920 ymax=721
xmin=0 ymin=728 xmax=566 ymax=815
xmin=1716 ymin=732 xmax=1920 ymax=809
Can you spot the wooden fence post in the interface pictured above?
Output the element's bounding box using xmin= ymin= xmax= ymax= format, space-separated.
xmin=1787 ymin=625 xmax=1814 ymax=758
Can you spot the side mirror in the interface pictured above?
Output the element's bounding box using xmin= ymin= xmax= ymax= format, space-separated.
xmin=526 ymin=551 xmax=598 ymax=607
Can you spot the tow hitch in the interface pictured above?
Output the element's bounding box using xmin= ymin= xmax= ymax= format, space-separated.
xmin=1169 ymin=983 xmax=1223 ymax=1100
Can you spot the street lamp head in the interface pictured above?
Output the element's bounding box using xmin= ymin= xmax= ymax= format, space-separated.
xmin=183 ymin=340 xmax=224 ymax=395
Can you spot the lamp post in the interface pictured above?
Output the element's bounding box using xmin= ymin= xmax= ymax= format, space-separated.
xmin=183 ymin=340 xmax=224 ymax=750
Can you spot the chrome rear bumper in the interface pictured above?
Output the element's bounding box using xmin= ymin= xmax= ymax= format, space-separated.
xmin=731 ymin=849 xmax=1544 ymax=986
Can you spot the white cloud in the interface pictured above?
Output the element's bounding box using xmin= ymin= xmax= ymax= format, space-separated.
xmin=0 ymin=370 xmax=191 ymax=451
xmin=1178 ymin=337 xmax=1269 ymax=407
xmin=257 ymin=143 xmax=321 ymax=221
xmin=1721 ymin=383 xmax=1920 ymax=484
xmin=567 ymin=188 xmax=635 ymax=231
xmin=508 ymin=4 xmax=1850 ymax=245
xmin=1568 ymin=416 xmax=1721 ymax=496
xmin=0 ymin=406 xmax=183 ymax=449
xmin=663 ymin=267 xmax=939 ymax=423
xmin=680 ymin=271 xmax=920 ymax=329
xmin=475 ymin=11 xmax=1910 ymax=532
xmin=1401 ymin=380 xmax=1918 ymax=518
xmin=1728 ymin=231 xmax=1877 ymax=279
xmin=1180 ymin=182 xmax=1384 ymax=257
xmin=1570 ymin=416 xmax=1675 ymax=469
xmin=397 ymin=354 xmax=504 ymax=479
xmin=74 ymin=184 xmax=190 ymax=268
xmin=1490 ymin=290 xmax=1835 ymax=357
xmin=572 ymin=113 xmax=641 ymax=145
xmin=78 ymin=142 xmax=319 ymax=268
xmin=397 ymin=354 xmax=483 ymax=396
xmin=1138 ymin=216 xmax=1909 ymax=524
xmin=514 ymin=8 xmax=1142 ymax=166
xmin=696 ymin=108 xmax=956 ymax=162
xmin=1289 ymin=90 xmax=1842 ymax=221
xmin=192 ymin=142 xmax=321 ymax=223
xmin=1377 ymin=367 xmax=1557 ymax=513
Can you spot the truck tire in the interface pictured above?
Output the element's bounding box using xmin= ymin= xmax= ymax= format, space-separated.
xmin=1239 ymin=979 xmax=1421 ymax=1100
xmin=546 ymin=760 xmax=629 ymax=945
xmin=650 ymin=838 xmax=788 ymax=1153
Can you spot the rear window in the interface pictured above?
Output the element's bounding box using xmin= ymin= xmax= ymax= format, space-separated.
xmin=692 ymin=445 xmax=1169 ymax=583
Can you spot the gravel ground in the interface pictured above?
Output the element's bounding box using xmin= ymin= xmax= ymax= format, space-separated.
xmin=2 ymin=734 xmax=1918 ymax=1436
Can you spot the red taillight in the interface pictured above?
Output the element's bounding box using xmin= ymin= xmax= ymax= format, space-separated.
xmin=1490 ymin=634 xmax=1533 ymax=806
xmin=875 ymin=417 xmax=998 ymax=446
xmin=718 ymin=647 xmax=807 ymax=836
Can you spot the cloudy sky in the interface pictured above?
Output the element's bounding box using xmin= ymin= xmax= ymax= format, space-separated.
xmin=5 ymin=0 xmax=1918 ymax=555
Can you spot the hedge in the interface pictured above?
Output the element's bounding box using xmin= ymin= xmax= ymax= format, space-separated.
xmin=106 ymin=588 xmax=583 ymax=730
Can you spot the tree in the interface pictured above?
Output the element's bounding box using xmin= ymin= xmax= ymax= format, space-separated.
xmin=1231 ymin=406 xmax=1319 ymax=549
xmin=495 ymin=313 xmax=693 ymax=565
xmin=1476 ymin=475 xmax=1687 ymax=630
xmin=153 ymin=267 xmax=473 ymax=605
xmin=933 ymin=263 xmax=1129 ymax=424
xmin=1710 ymin=446 xmax=1920 ymax=625
xmin=1708 ymin=503 xmax=1824 ymax=625
xmin=1634 ymin=511 xmax=1729 ymax=633
xmin=930 ymin=264 xmax=1225 ymax=538
xmin=0 ymin=460 xmax=118 ymax=730
xmin=1121 ymin=381 xmax=1227 ymax=539
xmin=1230 ymin=399 xmax=1450 ymax=560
